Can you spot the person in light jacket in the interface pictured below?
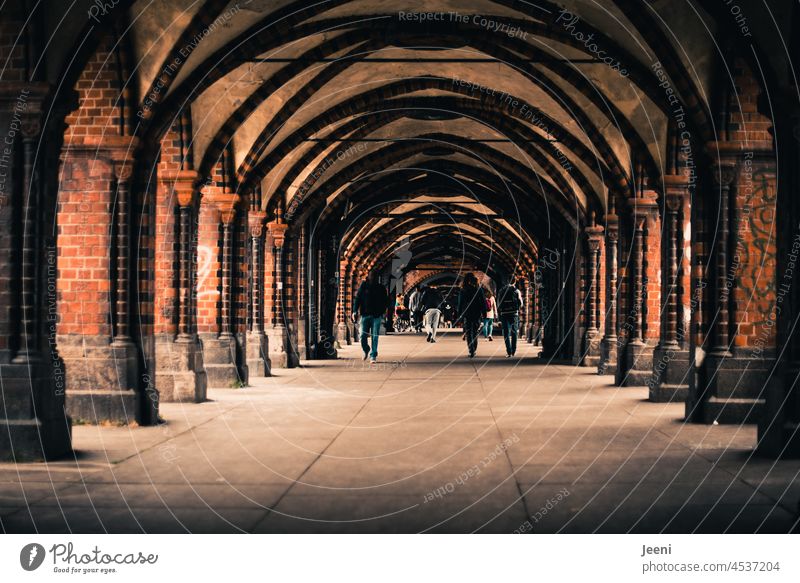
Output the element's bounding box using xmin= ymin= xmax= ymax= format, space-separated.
xmin=483 ymin=289 xmax=498 ymax=341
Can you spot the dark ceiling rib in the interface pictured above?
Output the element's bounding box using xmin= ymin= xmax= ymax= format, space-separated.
xmin=299 ymin=138 xmax=561 ymax=143
xmin=244 ymin=91 xmax=612 ymax=218
xmin=245 ymin=57 xmax=603 ymax=63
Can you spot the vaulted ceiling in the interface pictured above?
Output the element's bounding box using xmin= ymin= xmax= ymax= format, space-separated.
xmin=41 ymin=0 xmax=796 ymax=278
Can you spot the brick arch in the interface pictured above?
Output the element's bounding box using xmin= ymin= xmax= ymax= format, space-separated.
xmin=197 ymin=28 xmax=659 ymax=193
xmin=283 ymin=134 xmax=586 ymax=237
xmin=367 ymin=234 xmax=518 ymax=277
xmin=330 ymin=165 xmax=555 ymax=252
xmin=142 ymin=1 xmax=712 ymax=153
xmin=404 ymin=270 xmax=467 ymax=295
xmin=242 ymin=92 xmax=619 ymax=219
xmin=348 ymin=219 xmax=536 ymax=280
xmin=359 ymin=224 xmax=532 ymax=277
xmin=236 ymin=78 xmax=632 ymax=203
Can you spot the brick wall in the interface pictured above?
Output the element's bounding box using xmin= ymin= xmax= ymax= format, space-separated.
xmin=643 ymin=209 xmax=662 ymax=341
xmin=197 ymin=196 xmax=221 ymax=335
xmin=56 ymin=155 xmax=113 ymax=338
xmin=154 ymin=125 xmax=182 ymax=335
xmin=234 ymin=207 xmax=248 ymax=335
xmin=58 ymin=32 xmax=127 ymax=340
xmin=0 ymin=12 xmax=27 ymax=82
xmin=727 ymin=58 xmax=777 ymax=353
xmin=64 ymin=35 xmax=125 ymax=140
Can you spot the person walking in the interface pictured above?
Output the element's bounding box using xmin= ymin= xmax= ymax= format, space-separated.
xmin=497 ymin=278 xmax=522 ymax=357
xmin=457 ymin=273 xmax=487 ymax=358
xmin=421 ymin=286 xmax=443 ymax=343
xmin=483 ymin=289 xmax=498 ymax=341
xmin=408 ymin=287 xmax=422 ymax=332
xmin=352 ymin=271 xmax=388 ymax=363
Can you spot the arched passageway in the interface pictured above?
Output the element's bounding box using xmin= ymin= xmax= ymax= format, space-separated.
xmin=0 ymin=0 xmax=799 ymax=533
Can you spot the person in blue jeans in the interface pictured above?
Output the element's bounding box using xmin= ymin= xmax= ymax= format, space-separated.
xmin=456 ymin=273 xmax=487 ymax=358
xmin=497 ymin=280 xmax=522 ymax=357
xmin=352 ymin=271 xmax=389 ymax=363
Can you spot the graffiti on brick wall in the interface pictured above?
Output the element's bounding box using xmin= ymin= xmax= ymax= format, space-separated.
xmin=736 ymin=163 xmax=776 ymax=332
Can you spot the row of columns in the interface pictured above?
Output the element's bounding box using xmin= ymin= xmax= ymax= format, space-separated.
xmin=580 ymin=152 xmax=780 ymax=428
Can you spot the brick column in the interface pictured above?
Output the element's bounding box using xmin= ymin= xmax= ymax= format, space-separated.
xmin=599 ymin=200 xmax=619 ymax=375
xmin=697 ymin=143 xmax=776 ymax=424
xmin=343 ymin=262 xmax=354 ymax=345
xmin=1 ymin=84 xmax=71 ymax=460
xmin=710 ymin=160 xmax=737 ymax=357
xmin=583 ymin=215 xmax=604 ymax=366
xmin=759 ymin=105 xmax=800 ymax=455
xmin=620 ymin=190 xmax=660 ymax=386
xmin=651 ymin=175 xmax=692 ymax=401
xmin=315 ymin=241 xmax=338 ymax=359
xmin=525 ymin=273 xmax=535 ymax=343
xmin=198 ymin=191 xmax=242 ymax=388
xmin=337 ymin=259 xmax=348 ymax=345
xmin=14 ymin=111 xmax=43 ymax=364
xmin=57 ymin=136 xmax=141 ymax=424
xmin=265 ymin=220 xmax=291 ymax=367
xmin=296 ymin=223 xmax=308 ymax=358
xmin=155 ymin=170 xmax=206 ymax=402
xmin=246 ymin=210 xmax=270 ymax=377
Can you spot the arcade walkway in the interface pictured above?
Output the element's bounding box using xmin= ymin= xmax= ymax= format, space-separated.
xmin=1 ymin=334 xmax=798 ymax=533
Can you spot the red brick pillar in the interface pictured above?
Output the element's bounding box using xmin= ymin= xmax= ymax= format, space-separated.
xmin=197 ymin=190 xmax=241 ymax=388
xmin=651 ymin=175 xmax=692 ymax=401
xmin=154 ymin=170 xmax=206 ymax=403
xmin=57 ymin=136 xmax=140 ymax=424
xmin=583 ymin=215 xmax=604 ymax=366
xmin=343 ymin=261 xmax=354 ymax=345
xmin=265 ymin=219 xmax=291 ymax=367
xmin=296 ymin=223 xmax=308 ymax=357
xmin=337 ymin=259 xmax=348 ymax=345
xmin=246 ymin=210 xmax=270 ymax=377
xmin=621 ymin=190 xmax=660 ymax=386
xmin=599 ymin=198 xmax=619 ymax=374
xmin=532 ymin=267 xmax=543 ymax=346
xmin=697 ymin=143 xmax=776 ymax=424
xmin=525 ymin=272 xmax=535 ymax=343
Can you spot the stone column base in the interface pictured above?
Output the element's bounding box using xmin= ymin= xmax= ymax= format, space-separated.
xmin=246 ymin=331 xmax=271 ymax=378
xmin=0 ymin=363 xmax=72 ymax=461
xmin=581 ymin=330 xmax=601 ymax=367
xmin=200 ymin=334 xmax=242 ymax=388
xmin=692 ymin=351 xmax=771 ymax=424
xmin=155 ymin=335 xmax=208 ymax=402
xmin=649 ymin=345 xmax=690 ymax=402
xmin=336 ymin=322 xmax=348 ymax=349
xmin=296 ymin=318 xmax=307 ymax=360
xmin=317 ymin=329 xmax=338 ymax=360
xmin=598 ymin=337 xmax=618 ymax=376
xmin=58 ymin=335 xmax=141 ymax=424
xmin=620 ymin=340 xmax=655 ymax=387
xmin=267 ymin=326 xmax=291 ymax=368
xmin=757 ymin=371 xmax=800 ymax=458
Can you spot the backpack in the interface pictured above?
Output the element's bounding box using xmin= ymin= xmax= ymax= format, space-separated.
xmin=485 ymin=298 xmax=492 ymax=312
xmin=498 ymin=286 xmax=521 ymax=315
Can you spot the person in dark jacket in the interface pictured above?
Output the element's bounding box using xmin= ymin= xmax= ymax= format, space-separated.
xmin=352 ymin=271 xmax=389 ymax=363
xmin=457 ymin=273 xmax=487 ymax=358
xmin=497 ymin=278 xmax=522 ymax=357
